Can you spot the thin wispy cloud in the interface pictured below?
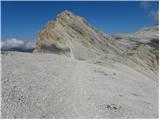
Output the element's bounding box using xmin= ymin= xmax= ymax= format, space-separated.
xmin=140 ymin=1 xmax=159 ymax=22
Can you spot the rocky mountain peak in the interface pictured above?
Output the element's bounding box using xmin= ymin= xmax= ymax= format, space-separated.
xmin=56 ymin=10 xmax=81 ymax=26
xmin=57 ymin=10 xmax=75 ymax=19
xmin=34 ymin=10 xmax=158 ymax=73
xmin=34 ymin=10 xmax=111 ymax=60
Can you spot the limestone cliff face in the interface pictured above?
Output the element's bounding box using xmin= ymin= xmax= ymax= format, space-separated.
xmin=34 ymin=10 xmax=112 ymax=60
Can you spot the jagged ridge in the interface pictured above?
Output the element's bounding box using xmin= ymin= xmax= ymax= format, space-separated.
xmin=34 ymin=10 xmax=113 ymax=60
xmin=34 ymin=10 xmax=159 ymax=73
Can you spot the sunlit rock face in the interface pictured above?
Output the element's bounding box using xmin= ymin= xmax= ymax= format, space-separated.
xmin=34 ymin=10 xmax=158 ymax=73
xmin=112 ymin=25 xmax=159 ymax=73
xmin=34 ymin=10 xmax=112 ymax=60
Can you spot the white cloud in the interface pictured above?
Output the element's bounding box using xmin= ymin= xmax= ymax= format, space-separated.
xmin=140 ymin=1 xmax=159 ymax=22
xmin=1 ymin=38 xmax=35 ymax=51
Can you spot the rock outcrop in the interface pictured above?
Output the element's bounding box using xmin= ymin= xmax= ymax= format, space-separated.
xmin=112 ymin=25 xmax=159 ymax=72
xmin=34 ymin=10 xmax=112 ymax=60
xmin=34 ymin=10 xmax=158 ymax=73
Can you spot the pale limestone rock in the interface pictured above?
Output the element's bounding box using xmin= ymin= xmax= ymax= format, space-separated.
xmin=112 ymin=25 xmax=159 ymax=73
xmin=34 ymin=10 xmax=111 ymax=60
xmin=34 ymin=10 xmax=158 ymax=74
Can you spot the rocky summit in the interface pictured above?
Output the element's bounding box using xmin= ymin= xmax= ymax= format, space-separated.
xmin=34 ymin=10 xmax=112 ymax=60
xmin=34 ymin=10 xmax=158 ymax=74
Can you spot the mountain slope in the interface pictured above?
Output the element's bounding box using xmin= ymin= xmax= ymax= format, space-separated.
xmin=1 ymin=52 xmax=158 ymax=118
xmin=34 ymin=10 xmax=158 ymax=73
xmin=112 ymin=25 xmax=159 ymax=73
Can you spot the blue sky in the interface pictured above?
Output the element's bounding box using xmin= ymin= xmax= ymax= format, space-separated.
xmin=1 ymin=1 xmax=159 ymax=41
